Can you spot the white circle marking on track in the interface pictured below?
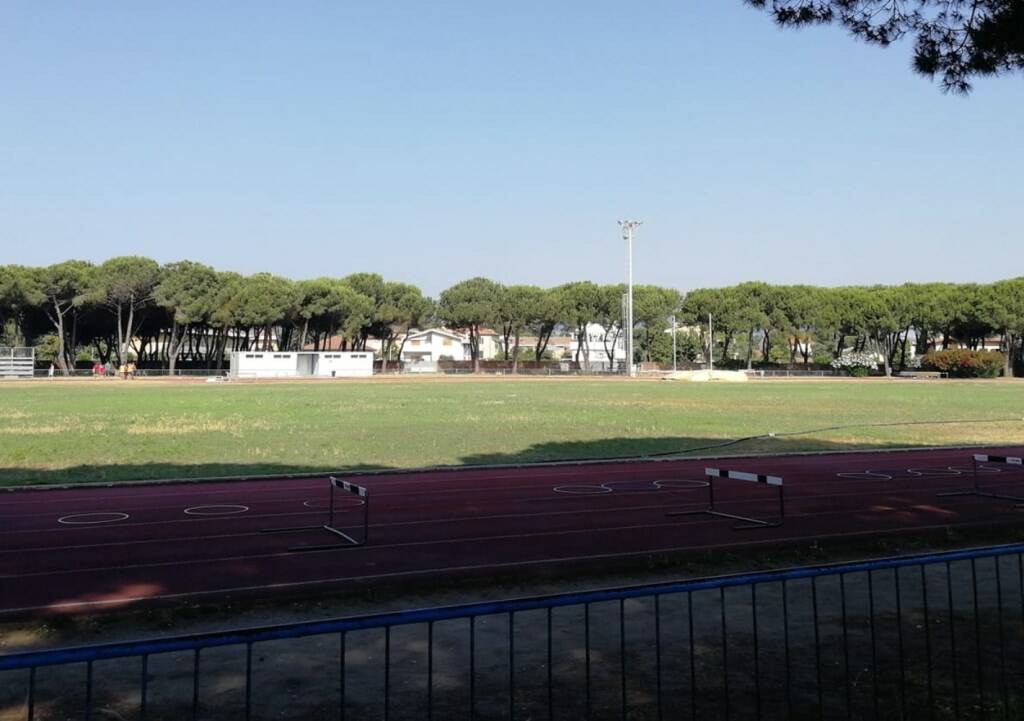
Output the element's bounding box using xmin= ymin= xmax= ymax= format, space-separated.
xmin=302 ymin=499 xmax=365 ymax=509
xmin=58 ymin=512 xmax=130 ymax=525
xmin=183 ymin=505 xmax=250 ymax=516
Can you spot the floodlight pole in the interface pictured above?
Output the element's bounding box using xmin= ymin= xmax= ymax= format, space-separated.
xmin=619 ymin=220 xmax=642 ymax=377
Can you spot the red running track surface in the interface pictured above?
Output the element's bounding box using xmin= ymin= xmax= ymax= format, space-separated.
xmin=1 ymin=447 xmax=1023 ymax=616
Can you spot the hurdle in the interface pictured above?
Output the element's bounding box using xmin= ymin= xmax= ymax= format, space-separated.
xmin=936 ymin=454 xmax=1024 ymax=504
xmin=262 ymin=477 xmax=369 ymax=551
xmin=666 ymin=467 xmax=784 ymax=530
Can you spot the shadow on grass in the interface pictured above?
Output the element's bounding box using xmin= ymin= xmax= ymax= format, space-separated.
xmin=457 ymin=434 xmax=947 ymax=467
xmin=0 ymin=462 xmax=394 ymax=488
xmin=0 ymin=433 xmax=980 ymax=488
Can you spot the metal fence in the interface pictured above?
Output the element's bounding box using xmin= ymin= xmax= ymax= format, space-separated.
xmin=744 ymin=369 xmax=844 ymax=378
xmin=0 ymin=347 xmax=34 ymax=379
xmin=3 ymin=543 xmax=1024 ymax=720
xmin=30 ymin=369 xmax=228 ymax=378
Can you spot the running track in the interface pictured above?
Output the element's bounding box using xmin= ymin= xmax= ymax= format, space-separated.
xmin=2 ymin=447 xmax=1023 ymax=616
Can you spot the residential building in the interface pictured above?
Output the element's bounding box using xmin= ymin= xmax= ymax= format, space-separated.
xmin=400 ymin=328 xmax=471 ymax=364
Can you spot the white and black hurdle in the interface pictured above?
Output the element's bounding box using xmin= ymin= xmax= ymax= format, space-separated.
xmin=666 ymin=467 xmax=785 ymax=530
xmin=937 ymin=454 xmax=1024 ymax=505
xmin=262 ymin=477 xmax=369 ymax=551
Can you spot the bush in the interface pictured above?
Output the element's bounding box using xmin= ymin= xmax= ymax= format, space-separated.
xmin=921 ymin=349 xmax=1005 ymax=378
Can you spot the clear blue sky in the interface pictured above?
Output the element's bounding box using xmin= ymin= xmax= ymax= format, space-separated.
xmin=2 ymin=2 xmax=1020 ymax=296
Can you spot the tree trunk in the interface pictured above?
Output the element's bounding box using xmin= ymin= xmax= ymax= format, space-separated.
xmin=381 ymin=331 xmax=392 ymax=374
xmin=878 ymin=335 xmax=892 ymax=376
xmin=52 ymin=308 xmax=70 ymax=374
xmin=502 ymin=323 xmax=513 ymax=361
xmin=396 ymin=334 xmax=410 ymax=372
xmin=534 ymin=325 xmax=554 ymax=362
xmin=512 ymin=330 xmax=520 ymax=374
xmin=1005 ymin=333 xmax=1016 ymax=377
xmin=215 ymin=333 xmax=228 ymax=370
xmin=168 ymin=319 xmax=180 ymax=374
xmin=471 ymin=325 xmax=481 ymax=373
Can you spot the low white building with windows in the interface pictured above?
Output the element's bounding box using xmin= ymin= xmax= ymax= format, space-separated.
xmin=229 ymin=351 xmax=373 ymax=378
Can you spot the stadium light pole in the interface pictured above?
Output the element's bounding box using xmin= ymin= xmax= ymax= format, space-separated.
xmin=618 ymin=220 xmax=642 ymax=377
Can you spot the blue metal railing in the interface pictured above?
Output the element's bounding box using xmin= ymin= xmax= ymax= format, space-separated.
xmin=3 ymin=542 xmax=1024 ymax=720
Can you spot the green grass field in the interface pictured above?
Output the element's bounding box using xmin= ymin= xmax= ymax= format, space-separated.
xmin=1 ymin=377 xmax=1023 ymax=487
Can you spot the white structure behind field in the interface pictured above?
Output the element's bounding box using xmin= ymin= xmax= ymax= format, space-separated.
xmin=0 ymin=347 xmax=34 ymax=379
xmin=230 ymin=351 xmax=373 ymax=378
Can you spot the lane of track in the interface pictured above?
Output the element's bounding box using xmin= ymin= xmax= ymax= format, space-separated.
xmin=1 ymin=446 xmax=1022 ymax=615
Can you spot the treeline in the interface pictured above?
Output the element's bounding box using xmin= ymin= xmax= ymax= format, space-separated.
xmin=1 ymin=259 xmax=1022 ymax=376
xmin=683 ymin=281 xmax=1024 ymax=376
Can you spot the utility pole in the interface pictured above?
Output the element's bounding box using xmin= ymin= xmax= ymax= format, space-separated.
xmin=669 ymin=314 xmax=677 ymax=372
xmin=708 ymin=313 xmax=714 ymax=373
xmin=618 ymin=220 xmax=642 ymax=377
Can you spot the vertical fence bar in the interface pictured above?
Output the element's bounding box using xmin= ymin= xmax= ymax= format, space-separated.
xmin=1018 ymin=554 xmax=1024 ymax=626
xmin=921 ymin=565 xmax=935 ymax=721
xmin=27 ymin=666 xmax=35 ymax=721
xmin=946 ymin=561 xmax=960 ymax=720
xmin=245 ymin=642 xmax=253 ymax=721
xmin=812 ymin=577 xmax=823 ymax=721
xmin=620 ymin=599 xmax=627 ymax=720
xmin=470 ymin=616 xmax=476 ymax=721
xmin=994 ymin=558 xmax=1008 ymax=721
xmin=688 ymin=591 xmax=697 ymax=721
xmin=585 ymin=603 xmax=591 ymax=721
xmin=427 ymin=622 xmax=434 ymax=721
xmin=971 ymin=558 xmax=985 ymax=720
xmin=192 ymin=650 xmax=200 ymax=721
xmin=140 ymin=654 xmax=148 ymax=721
xmin=894 ymin=569 xmax=907 ymax=721
xmin=509 ymin=612 xmax=515 ymax=721
xmin=547 ymin=607 xmax=553 ymax=721
xmin=751 ymin=583 xmax=761 ymax=720
xmin=654 ymin=594 xmax=663 ymax=721
xmin=384 ymin=626 xmax=391 ymax=721
xmin=867 ymin=570 xmax=880 ymax=721
xmin=840 ymin=573 xmax=851 ymax=720
xmin=85 ymin=660 xmax=93 ymax=721
xmin=339 ymin=633 xmax=346 ymax=721
xmin=782 ymin=579 xmax=792 ymax=719
xmin=720 ymin=586 xmax=729 ymax=721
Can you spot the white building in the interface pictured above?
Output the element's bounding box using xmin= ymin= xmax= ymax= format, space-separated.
xmin=230 ymin=351 xmax=373 ymax=378
xmin=569 ymin=323 xmax=627 ymax=370
xmin=400 ymin=329 xmax=471 ymax=364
